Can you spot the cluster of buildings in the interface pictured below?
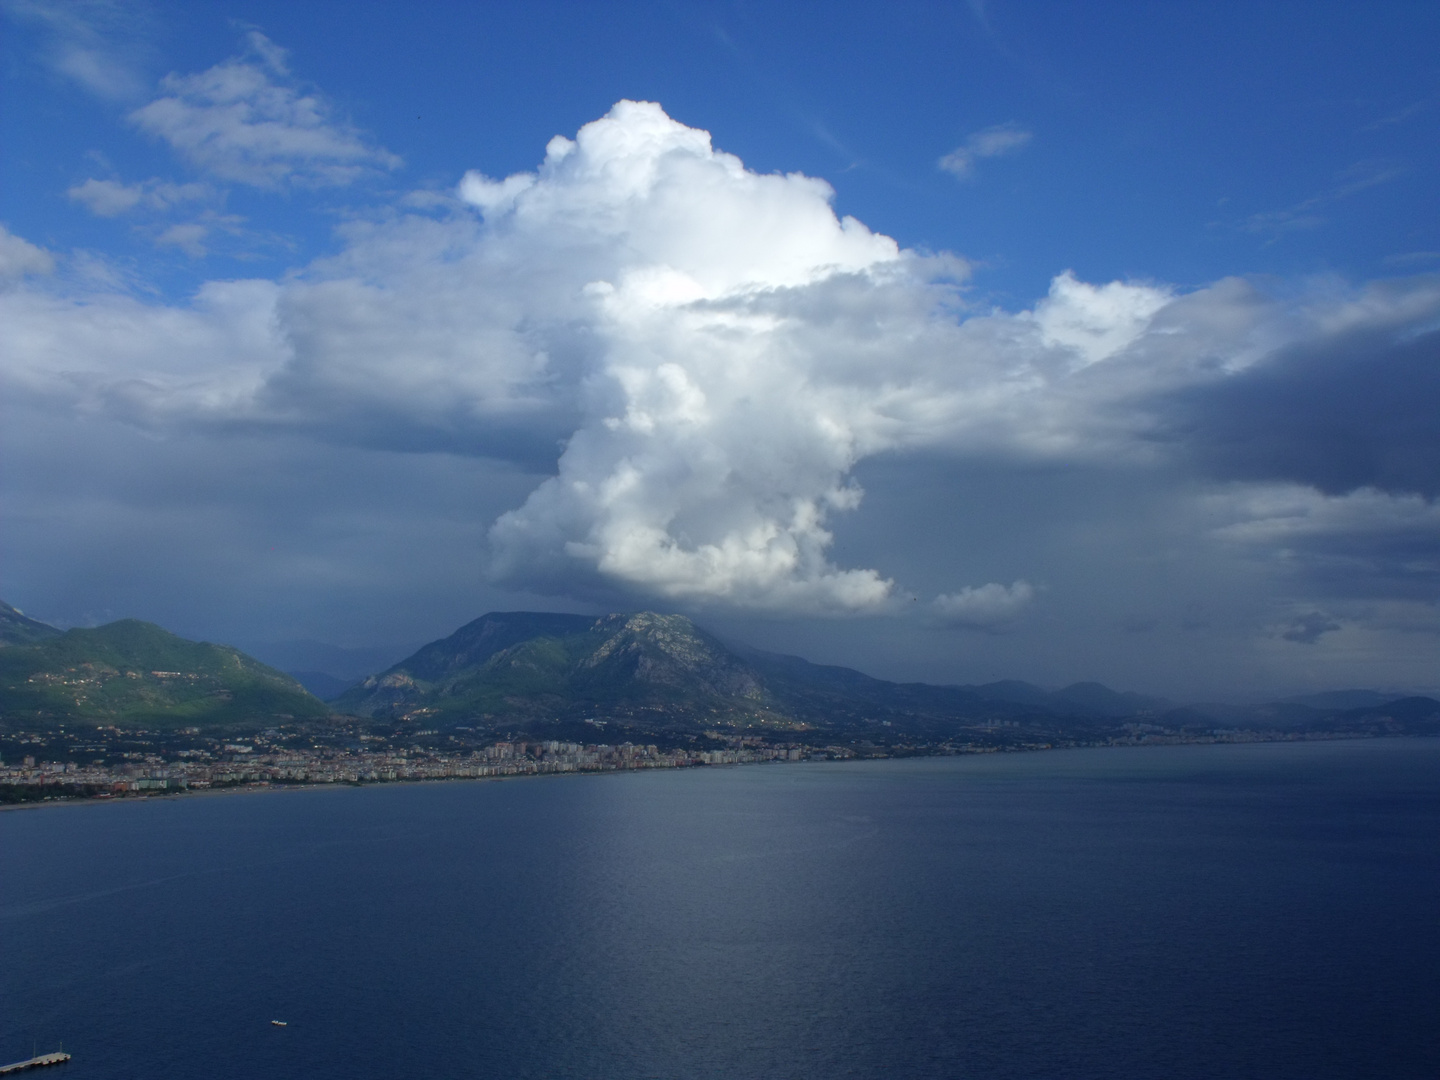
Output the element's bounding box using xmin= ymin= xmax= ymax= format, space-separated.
xmin=0 ymin=738 xmax=835 ymax=798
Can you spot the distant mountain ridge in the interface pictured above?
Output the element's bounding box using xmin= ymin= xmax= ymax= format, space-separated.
xmin=331 ymin=609 xmax=1439 ymax=743
xmin=334 ymin=610 xmax=1181 ymax=733
xmin=4 ymin=602 xmax=1433 ymax=744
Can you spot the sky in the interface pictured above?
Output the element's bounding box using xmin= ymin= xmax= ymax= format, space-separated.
xmin=2 ymin=0 xmax=1438 ymax=701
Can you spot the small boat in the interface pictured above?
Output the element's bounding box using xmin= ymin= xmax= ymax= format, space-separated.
xmin=270 ymin=1020 xmax=287 ymax=1027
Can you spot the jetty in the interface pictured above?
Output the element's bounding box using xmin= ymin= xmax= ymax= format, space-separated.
xmin=0 ymin=1052 xmax=70 ymax=1074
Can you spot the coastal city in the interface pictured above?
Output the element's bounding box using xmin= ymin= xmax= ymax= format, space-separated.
xmin=0 ymin=731 xmax=858 ymax=802
xmin=3 ymin=716 xmax=1374 ymax=805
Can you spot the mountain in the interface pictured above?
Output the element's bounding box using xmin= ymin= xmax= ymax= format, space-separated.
xmin=1281 ymin=689 xmax=1407 ymax=711
xmin=334 ymin=611 xmax=771 ymax=725
xmin=734 ymin=651 xmax=1171 ymax=724
xmin=1325 ymin=696 xmax=1440 ymax=734
xmin=0 ymin=617 xmax=328 ymax=729
xmin=333 ymin=610 xmax=1179 ymax=739
xmin=0 ymin=601 xmax=62 ymax=647
xmin=962 ymin=678 xmax=1169 ymax=717
xmin=1158 ymin=692 xmax=1440 ymax=733
xmin=6 ymin=603 xmax=1430 ymax=746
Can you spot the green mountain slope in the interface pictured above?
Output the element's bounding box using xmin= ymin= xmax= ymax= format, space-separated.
xmin=334 ymin=611 xmax=770 ymax=724
xmin=333 ymin=609 xmax=1186 ymax=736
xmin=0 ymin=601 xmax=62 ymax=647
xmin=0 ymin=618 xmax=328 ymax=729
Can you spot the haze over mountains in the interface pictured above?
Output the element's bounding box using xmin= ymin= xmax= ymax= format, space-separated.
xmin=2 ymin=600 xmax=1434 ymax=744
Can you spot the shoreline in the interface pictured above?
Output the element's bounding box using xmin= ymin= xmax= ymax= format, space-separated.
xmin=3 ymin=729 xmax=1428 ymax=813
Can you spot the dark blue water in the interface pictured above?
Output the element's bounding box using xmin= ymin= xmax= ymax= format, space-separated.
xmin=4 ymin=740 xmax=1439 ymax=1079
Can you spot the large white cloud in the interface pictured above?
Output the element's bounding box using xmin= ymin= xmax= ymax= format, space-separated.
xmin=3 ymin=100 xmax=1438 ymax=622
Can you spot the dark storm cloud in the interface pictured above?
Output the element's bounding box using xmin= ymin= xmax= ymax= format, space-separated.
xmin=1166 ymin=302 xmax=1440 ymax=497
xmin=0 ymin=403 xmax=554 ymax=650
xmin=1169 ymin=324 xmax=1440 ymax=498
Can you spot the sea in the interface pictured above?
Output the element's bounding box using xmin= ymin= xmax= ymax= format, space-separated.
xmin=3 ymin=739 xmax=1439 ymax=1079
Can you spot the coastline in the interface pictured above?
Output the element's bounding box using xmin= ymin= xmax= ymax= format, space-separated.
xmin=3 ymin=727 xmax=1427 ymax=813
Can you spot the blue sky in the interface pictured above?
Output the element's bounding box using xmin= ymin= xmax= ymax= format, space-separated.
xmin=8 ymin=2 xmax=1436 ymax=298
xmin=2 ymin=0 xmax=1438 ymax=699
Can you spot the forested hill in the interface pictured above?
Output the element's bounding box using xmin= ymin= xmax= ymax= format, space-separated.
xmin=0 ymin=614 xmax=326 ymax=730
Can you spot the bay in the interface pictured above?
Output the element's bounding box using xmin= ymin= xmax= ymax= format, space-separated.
xmin=3 ymin=739 xmax=1439 ymax=1079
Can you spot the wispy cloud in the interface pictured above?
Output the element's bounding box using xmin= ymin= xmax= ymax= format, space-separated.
xmin=1239 ymin=160 xmax=1404 ymax=240
xmin=67 ymin=176 xmax=212 ymax=217
xmin=151 ymin=212 xmax=252 ymax=258
xmin=2 ymin=0 xmax=152 ymax=99
xmin=1383 ymin=251 xmax=1440 ymax=268
xmin=938 ymin=122 xmax=1032 ymax=180
xmin=1362 ymin=98 xmax=1430 ymax=131
xmin=129 ymin=31 xmax=401 ymax=188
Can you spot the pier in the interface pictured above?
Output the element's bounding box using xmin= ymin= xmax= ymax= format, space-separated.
xmin=0 ymin=1052 xmax=70 ymax=1074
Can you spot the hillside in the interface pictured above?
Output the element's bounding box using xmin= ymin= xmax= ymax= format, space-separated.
xmin=0 ymin=617 xmax=328 ymax=730
xmin=332 ymin=610 xmax=1182 ymax=740
xmin=3 ymin=604 xmax=1435 ymax=754
xmin=334 ymin=611 xmax=772 ymax=725
xmin=331 ymin=609 xmax=1440 ymax=748
xmin=0 ymin=601 xmax=62 ymax=647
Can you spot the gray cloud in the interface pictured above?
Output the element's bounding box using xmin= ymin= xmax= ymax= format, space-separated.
xmin=0 ymin=402 xmax=552 ymax=650
xmin=1281 ymin=611 xmax=1341 ymax=644
xmin=1163 ymin=288 xmax=1440 ymax=497
xmin=931 ymin=580 xmax=1035 ymax=629
xmin=0 ymin=224 xmax=55 ymax=279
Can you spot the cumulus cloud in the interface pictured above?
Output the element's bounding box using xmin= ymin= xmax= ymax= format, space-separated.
xmin=939 ymin=122 xmax=1032 ymax=180
xmin=5 ymin=100 xmax=1440 ymax=620
xmin=155 ymin=222 xmax=210 ymax=257
xmin=67 ymin=177 xmax=211 ymax=217
xmin=1032 ymin=271 xmax=1172 ymax=368
xmin=932 ymin=580 xmax=1035 ymax=628
xmin=457 ymin=170 xmax=536 ymax=214
xmin=475 ymin=101 xmax=906 ymax=611
xmin=129 ymin=31 xmax=401 ymax=188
